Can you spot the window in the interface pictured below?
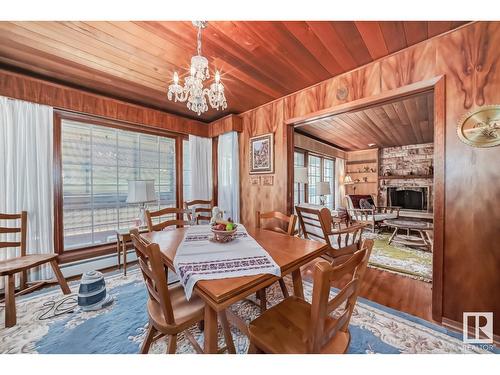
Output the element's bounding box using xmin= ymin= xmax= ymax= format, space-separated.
xmin=294 ymin=148 xmax=335 ymax=210
xmin=183 ymin=139 xmax=191 ymax=202
xmin=294 ymin=151 xmax=305 ymax=206
xmin=61 ymin=120 xmax=176 ymax=250
xmin=308 ymin=155 xmax=321 ymax=205
xmin=323 ymin=158 xmax=334 ymax=209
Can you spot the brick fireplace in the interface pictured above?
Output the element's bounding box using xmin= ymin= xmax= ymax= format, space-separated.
xmin=378 ymin=143 xmax=434 ymax=213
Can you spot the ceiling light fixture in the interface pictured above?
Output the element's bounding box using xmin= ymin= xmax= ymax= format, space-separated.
xmin=167 ymin=21 xmax=227 ymax=116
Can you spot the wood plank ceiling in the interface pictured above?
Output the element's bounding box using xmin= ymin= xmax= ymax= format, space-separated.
xmin=0 ymin=21 xmax=466 ymax=122
xmin=296 ymin=91 xmax=434 ymax=151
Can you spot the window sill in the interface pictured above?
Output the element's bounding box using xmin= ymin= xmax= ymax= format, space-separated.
xmin=58 ymin=243 xmax=122 ymax=264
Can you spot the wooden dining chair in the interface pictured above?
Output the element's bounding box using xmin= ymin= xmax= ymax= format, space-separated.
xmin=0 ymin=211 xmax=70 ymax=327
xmin=145 ymin=207 xmax=193 ymax=232
xmin=295 ymin=205 xmax=366 ymax=264
xmin=247 ymin=239 xmax=374 ymax=354
xmin=255 ymin=211 xmax=297 ymax=311
xmin=130 ymin=228 xmax=204 ymax=353
xmin=184 ymin=199 xmax=213 ymax=224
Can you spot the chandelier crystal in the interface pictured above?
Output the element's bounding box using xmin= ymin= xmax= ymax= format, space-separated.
xmin=167 ymin=21 xmax=227 ymax=115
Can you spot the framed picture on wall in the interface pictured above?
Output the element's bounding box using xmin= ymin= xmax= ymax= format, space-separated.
xmin=249 ymin=133 xmax=274 ymax=174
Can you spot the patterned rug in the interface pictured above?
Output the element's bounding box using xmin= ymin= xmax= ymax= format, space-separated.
xmin=363 ymin=232 xmax=432 ymax=282
xmin=0 ymin=267 xmax=495 ymax=354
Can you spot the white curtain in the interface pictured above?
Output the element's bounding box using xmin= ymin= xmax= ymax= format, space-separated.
xmin=335 ymin=158 xmax=346 ymax=209
xmin=0 ymin=96 xmax=54 ymax=289
xmin=217 ymin=132 xmax=240 ymax=222
xmin=189 ymin=135 xmax=212 ymax=201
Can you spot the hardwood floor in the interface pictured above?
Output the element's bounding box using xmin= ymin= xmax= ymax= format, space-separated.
xmin=301 ymin=259 xmax=433 ymax=322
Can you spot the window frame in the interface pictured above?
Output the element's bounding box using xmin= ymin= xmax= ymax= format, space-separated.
xmin=294 ymin=147 xmax=335 ymax=209
xmin=54 ymin=110 xmax=188 ymax=262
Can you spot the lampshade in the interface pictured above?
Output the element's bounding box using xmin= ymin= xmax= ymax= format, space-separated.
xmin=344 ymin=175 xmax=353 ymax=184
xmin=294 ymin=167 xmax=309 ymax=183
xmin=126 ymin=180 xmax=156 ymax=204
xmin=317 ymin=181 xmax=331 ymax=196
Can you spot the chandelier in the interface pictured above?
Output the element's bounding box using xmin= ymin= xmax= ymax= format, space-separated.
xmin=167 ymin=21 xmax=227 ymax=115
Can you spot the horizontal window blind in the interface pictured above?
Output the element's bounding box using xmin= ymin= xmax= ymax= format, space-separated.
xmin=62 ymin=120 xmax=176 ymax=250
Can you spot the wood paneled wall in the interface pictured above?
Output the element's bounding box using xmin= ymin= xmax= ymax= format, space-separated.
xmin=0 ymin=68 xmax=209 ymax=137
xmin=294 ymin=133 xmax=346 ymax=159
xmin=239 ymin=21 xmax=500 ymax=335
xmin=239 ymin=100 xmax=287 ymax=228
xmin=209 ymin=114 xmax=243 ymax=137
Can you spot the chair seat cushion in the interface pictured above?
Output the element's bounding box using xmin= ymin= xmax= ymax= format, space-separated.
xmin=248 ymin=296 xmax=350 ymax=354
xmin=147 ymin=283 xmax=204 ymax=334
xmin=0 ymin=254 xmax=57 ymax=276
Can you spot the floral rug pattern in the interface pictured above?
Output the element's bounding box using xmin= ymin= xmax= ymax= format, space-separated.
xmin=363 ymin=232 xmax=432 ymax=282
xmin=1 ymin=267 xmax=496 ymax=354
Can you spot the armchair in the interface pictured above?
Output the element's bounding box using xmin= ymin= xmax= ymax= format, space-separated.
xmin=345 ymin=194 xmax=400 ymax=232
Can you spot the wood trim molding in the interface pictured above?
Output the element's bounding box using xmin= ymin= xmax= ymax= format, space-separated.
xmin=432 ymin=76 xmax=446 ymax=322
xmin=0 ymin=68 xmax=209 ymax=137
xmin=286 ymin=77 xmax=440 ymax=126
xmin=209 ymin=114 xmax=243 ymax=137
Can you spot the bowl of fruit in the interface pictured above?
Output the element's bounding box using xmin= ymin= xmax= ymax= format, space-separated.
xmin=210 ymin=219 xmax=238 ymax=243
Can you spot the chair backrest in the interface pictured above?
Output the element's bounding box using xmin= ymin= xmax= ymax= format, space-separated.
xmin=308 ymin=239 xmax=374 ymax=353
xmin=0 ymin=211 xmax=27 ymax=257
xmin=145 ymin=207 xmax=193 ymax=232
xmin=184 ymin=199 xmax=213 ymax=224
xmin=345 ymin=195 xmax=375 ymax=209
xmin=130 ymin=229 xmax=175 ymax=325
xmin=256 ymin=211 xmax=297 ymax=236
xmin=295 ymin=205 xmax=333 ymax=246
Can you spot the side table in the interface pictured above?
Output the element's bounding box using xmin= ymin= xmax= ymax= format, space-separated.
xmin=115 ymin=227 xmax=149 ymax=275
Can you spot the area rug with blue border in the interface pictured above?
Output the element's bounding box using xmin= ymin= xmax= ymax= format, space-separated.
xmin=0 ymin=267 xmax=497 ymax=354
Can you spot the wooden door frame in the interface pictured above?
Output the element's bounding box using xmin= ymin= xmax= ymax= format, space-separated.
xmin=285 ymin=76 xmax=446 ymax=323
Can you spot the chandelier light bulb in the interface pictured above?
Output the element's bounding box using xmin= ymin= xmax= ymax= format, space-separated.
xmin=173 ymin=71 xmax=179 ymax=85
xmin=215 ymin=70 xmax=220 ymax=83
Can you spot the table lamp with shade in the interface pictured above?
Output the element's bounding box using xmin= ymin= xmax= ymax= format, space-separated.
xmin=317 ymin=181 xmax=331 ymax=206
xmin=126 ymin=180 xmax=156 ymax=227
xmin=344 ymin=174 xmax=355 ymax=193
xmin=294 ymin=167 xmax=308 ymax=204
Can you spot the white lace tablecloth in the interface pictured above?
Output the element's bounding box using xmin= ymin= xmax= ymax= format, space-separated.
xmin=173 ymin=224 xmax=281 ymax=299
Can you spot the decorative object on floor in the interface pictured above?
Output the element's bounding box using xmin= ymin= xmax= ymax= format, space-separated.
xmin=317 ymin=181 xmax=331 ymax=206
xmin=363 ymin=232 xmax=432 ymax=282
xmin=167 ymin=21 xmax=227 ymax=115
xmin=457 ymin=104 xmax=500 ymax=147
xmin=77 ymin=271 xmax=113 ymax=311
xmin=126 ymin=180 xmax=156 ymax=227
xmin=249 ymin=133 xmax=274 ymax=174
xmin=2 ymin=267 xmax=496 ymax=354
xmin=0 ymin=211 xmax=70 ymax=328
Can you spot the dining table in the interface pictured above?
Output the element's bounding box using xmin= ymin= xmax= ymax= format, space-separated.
xmin=140 ymin=227 xmax=328 ymax=354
